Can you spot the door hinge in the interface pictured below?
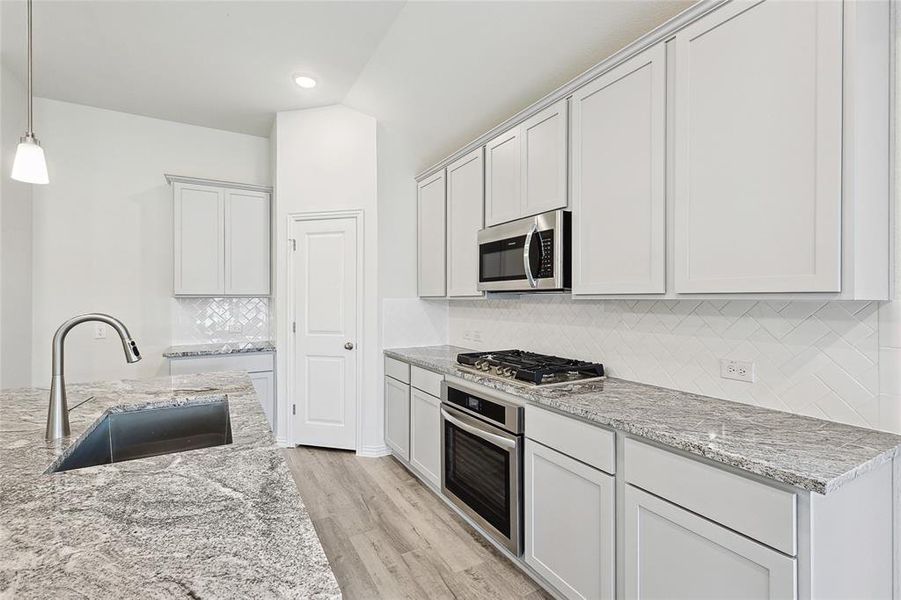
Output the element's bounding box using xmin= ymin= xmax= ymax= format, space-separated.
xmin=292 ymin=404 xmax=296 ymax=415
xmin=292 ymin=321 xmax=296 ymax=333
xmin=291 ymin=238 xmax=297 ymax=251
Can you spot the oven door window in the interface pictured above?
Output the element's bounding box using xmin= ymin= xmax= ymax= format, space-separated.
xmin=479 ymin=236 xmax=527 ymax=283
xmin=444 ymin=419 xmax=511 ymax=537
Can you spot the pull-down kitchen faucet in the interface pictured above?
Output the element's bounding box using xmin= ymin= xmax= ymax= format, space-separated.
xmin=46 ymin=313 xmax=141 ymax=440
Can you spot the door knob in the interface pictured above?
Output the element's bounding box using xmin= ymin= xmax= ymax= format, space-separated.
xmin=344 ymin=342 xmax=354 ymax=350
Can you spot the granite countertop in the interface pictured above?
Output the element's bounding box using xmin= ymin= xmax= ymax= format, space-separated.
xmin=163 ymin=340 xmax=276 ymax=358
xmin=385 ymin=345 xmax=901 ymax=495
xmin=0 ymin=371 xmax=340 ymax=599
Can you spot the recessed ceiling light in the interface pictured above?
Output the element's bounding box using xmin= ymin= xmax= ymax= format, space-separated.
xmin=294 ymin=75 xmax=317 ymax=89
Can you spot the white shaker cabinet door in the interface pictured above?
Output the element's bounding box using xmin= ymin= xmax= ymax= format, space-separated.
xmin=384 ymin=376 xmax=410 ymax=461
xmin=417 ymin=171 xmax=447 ymax=297
xmin=625 ymin=485 xmax=796 ymax=600
xmin=225 ymin=189 xmax=270 ymax=295
xmin=446 ymin=148 xmax=484 ymax=298
xmin=409 ymin=388 xmax=441 ymax=488
xmin=174 ymin=184 xmax=225 ymax=295
xmin=571 ymin=43 xmax=665 ymax=295
xmin=520 ymin=99 xmax=568 ymax=218
xmin=525 ymin=440 xmax=615 ymax=600
xmin=485 ymin=127 xmax=522 ymax=226
xmin=673 ymin=0 xmax=842 ymax=293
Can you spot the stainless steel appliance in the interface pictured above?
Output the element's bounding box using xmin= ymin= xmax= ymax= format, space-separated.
xmin=441 ymin=378 xmax=524 ymax=555
xmin=477 ymin=210 xmax=571 ymax=292
xmin=456 ymin=349 xmax=605 ymax=386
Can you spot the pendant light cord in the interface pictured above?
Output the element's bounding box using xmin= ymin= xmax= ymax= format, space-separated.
xmin=26 ymin=0 xmax=33 ymax=136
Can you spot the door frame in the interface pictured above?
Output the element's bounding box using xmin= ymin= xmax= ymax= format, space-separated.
xmin=284 ymin=209 xmax=365 ymax=451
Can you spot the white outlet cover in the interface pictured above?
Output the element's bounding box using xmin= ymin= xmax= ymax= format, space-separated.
xmin=94 ymin=324 xmax=107 ymax=339
xmin=720 ymin=359 xmax=756 ymax=383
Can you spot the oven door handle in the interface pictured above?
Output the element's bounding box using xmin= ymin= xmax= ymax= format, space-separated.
xmin=522 ymin=222 xmax=539 ymax=289
xmin=441 ymin=408 xmax=517 ymax=450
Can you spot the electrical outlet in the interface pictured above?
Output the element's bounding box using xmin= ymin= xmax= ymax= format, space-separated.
xmin=228 ymin=323 xmax=243 ymax=334
xmin=463 ymin=330 xmax=483 ymax=344
xmin=94 ymin=324 xmax=107 ymax=340
xmin=720 ymin=359 xmax=756 ymax=383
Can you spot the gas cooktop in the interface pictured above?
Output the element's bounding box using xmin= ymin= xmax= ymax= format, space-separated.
xmin=456 ymin=350 xmax=605 ymax=386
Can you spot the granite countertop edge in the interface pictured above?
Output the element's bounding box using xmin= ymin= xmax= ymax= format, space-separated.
xmin=163 ymin=340 xmax=276 ymax=358
xmin=384 ymin=346 xmax=901 ymax=496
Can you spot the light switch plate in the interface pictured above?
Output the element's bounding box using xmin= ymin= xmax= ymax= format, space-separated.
xmin=720 ymin=359 xmax=756 ymax=383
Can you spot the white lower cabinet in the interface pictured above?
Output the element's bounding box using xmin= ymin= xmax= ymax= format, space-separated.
xmin=248 ymin=370 xmax=274 ymax=429
xmin=384 ymin=376 xmax=410 ymax=461
xmin=525 ymin=439 xmax=615 ymax=600
xmin=410 ymin=387 xmax=441 ymax=488
xmin=168 ymin=351 xmax=275 ymax=430
xmin=624 ymin=485 xmax=796 ymax=600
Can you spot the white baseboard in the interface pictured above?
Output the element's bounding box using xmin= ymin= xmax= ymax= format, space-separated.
xmin=357 ymin=444 xmax=391 ymax=458
xmin=275 ymin=435 xmax=292 ymax=448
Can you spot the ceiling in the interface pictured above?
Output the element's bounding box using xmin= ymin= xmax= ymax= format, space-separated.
xmin=0 ymin=1 xmax=406 ymax=136
xmin=1 ymin=0 xmax=695 ymax=170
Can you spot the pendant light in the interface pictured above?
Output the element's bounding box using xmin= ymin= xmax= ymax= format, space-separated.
xmin=11 ymin=0 xmax=48 ymax=185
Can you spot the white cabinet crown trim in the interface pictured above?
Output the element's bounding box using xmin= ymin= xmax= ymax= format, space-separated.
xmin=165 ymin=173 xmax=272 ymax=194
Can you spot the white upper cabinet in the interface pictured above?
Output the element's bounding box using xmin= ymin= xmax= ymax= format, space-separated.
xmin=416 ymin=0 xmax=889 ymax=300
xmin=225 ymin=189 xmax=270 ymax=295
xmin=673 ymin=0 xmax=843 ymax=293
xmin=417 ymin=170 xmax=447 ymax=297
xmin=446 ymin=149 xmax=485 ymax=298
xmin=174 ymin=184 xmax=225 ymax=295
xmin=521 ymin=100 xmax=568 ymax=217
xmin=485 ymin=99 xmax=568 ymax=226
xmin=171 ymin=176 xmax=271 ymax=297
xmin=571 ymin=43 xmax=666 ymax=295
xmin=485 ymin=128 xmax=521 ymax=226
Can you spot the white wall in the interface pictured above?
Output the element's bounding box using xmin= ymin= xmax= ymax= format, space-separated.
xmin=0 ymin=63 xmax=34 ymax=390
xmin=29 ymin=98 xmax=270 ymax=386
xmin=272 ymin=105 xmax=381 ymax=453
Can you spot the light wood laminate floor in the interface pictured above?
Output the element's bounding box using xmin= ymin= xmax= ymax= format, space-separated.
xmin=283 ymin=447 xmax=552 ymax=600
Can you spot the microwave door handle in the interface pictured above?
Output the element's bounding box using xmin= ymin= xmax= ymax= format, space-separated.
xmin=441 ymin=409 xmax=517 ymax=450
xmin=523 ymin=222 xmax=539 ymax=288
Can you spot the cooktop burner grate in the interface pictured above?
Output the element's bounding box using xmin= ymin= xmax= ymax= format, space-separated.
xmin=457 ymin=350 xmax=605 ymax=385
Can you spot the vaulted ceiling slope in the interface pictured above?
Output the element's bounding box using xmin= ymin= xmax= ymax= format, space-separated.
xmin=345 ymin=1 xmax=694 ymax=173
xmin=1 ymin=0 xmax=694 ymax=169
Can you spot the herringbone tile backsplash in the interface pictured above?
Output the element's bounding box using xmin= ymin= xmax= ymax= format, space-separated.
xmin=446 ymin=296 xmax=896 ymax=432
xmin=173 ymin=297 xmax=271 ymax=344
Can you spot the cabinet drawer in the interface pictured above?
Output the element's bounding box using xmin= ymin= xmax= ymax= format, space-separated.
xmin=624 ymin=438 xmax=797 ymax=555
xmin=525 ymin=405 xmax=615 ymax=474
xmin=168 ymin=352 xmax=274 ymax=375
xmin=385 ymin=356 xmax=410 ymax=384
xmin=411 ymin=365 xmax=443 ymax=397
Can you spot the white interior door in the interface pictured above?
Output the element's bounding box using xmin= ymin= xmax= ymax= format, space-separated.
xmin=291 ymin=216 xmax=358 ymax=450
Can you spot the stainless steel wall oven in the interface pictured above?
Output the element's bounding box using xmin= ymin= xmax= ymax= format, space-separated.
xmin=440 ymin=378 xmax=524 ymax=555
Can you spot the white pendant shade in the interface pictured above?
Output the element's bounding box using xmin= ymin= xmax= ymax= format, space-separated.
xmin=11 ymin=137 xmax=49 ymax=185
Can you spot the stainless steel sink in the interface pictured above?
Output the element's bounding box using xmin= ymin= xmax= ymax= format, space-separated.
xmin=50 ymin=398 xmax=232 ymax=473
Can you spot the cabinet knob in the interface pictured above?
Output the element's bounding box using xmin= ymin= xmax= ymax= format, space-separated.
xmin=344 ymin=342 xmax=354 ymax=350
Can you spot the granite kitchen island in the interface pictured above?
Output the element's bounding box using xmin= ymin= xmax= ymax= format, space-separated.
xmin=0 ymin=371 xmax=340 ymax=599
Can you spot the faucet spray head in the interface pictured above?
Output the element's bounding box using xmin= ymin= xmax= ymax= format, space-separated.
xmin=123 ymin=338 xmax=141 ymax=364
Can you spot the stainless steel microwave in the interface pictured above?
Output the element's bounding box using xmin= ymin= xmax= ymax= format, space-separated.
xmin=477 ymin=210 xmax=571 ymax=292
